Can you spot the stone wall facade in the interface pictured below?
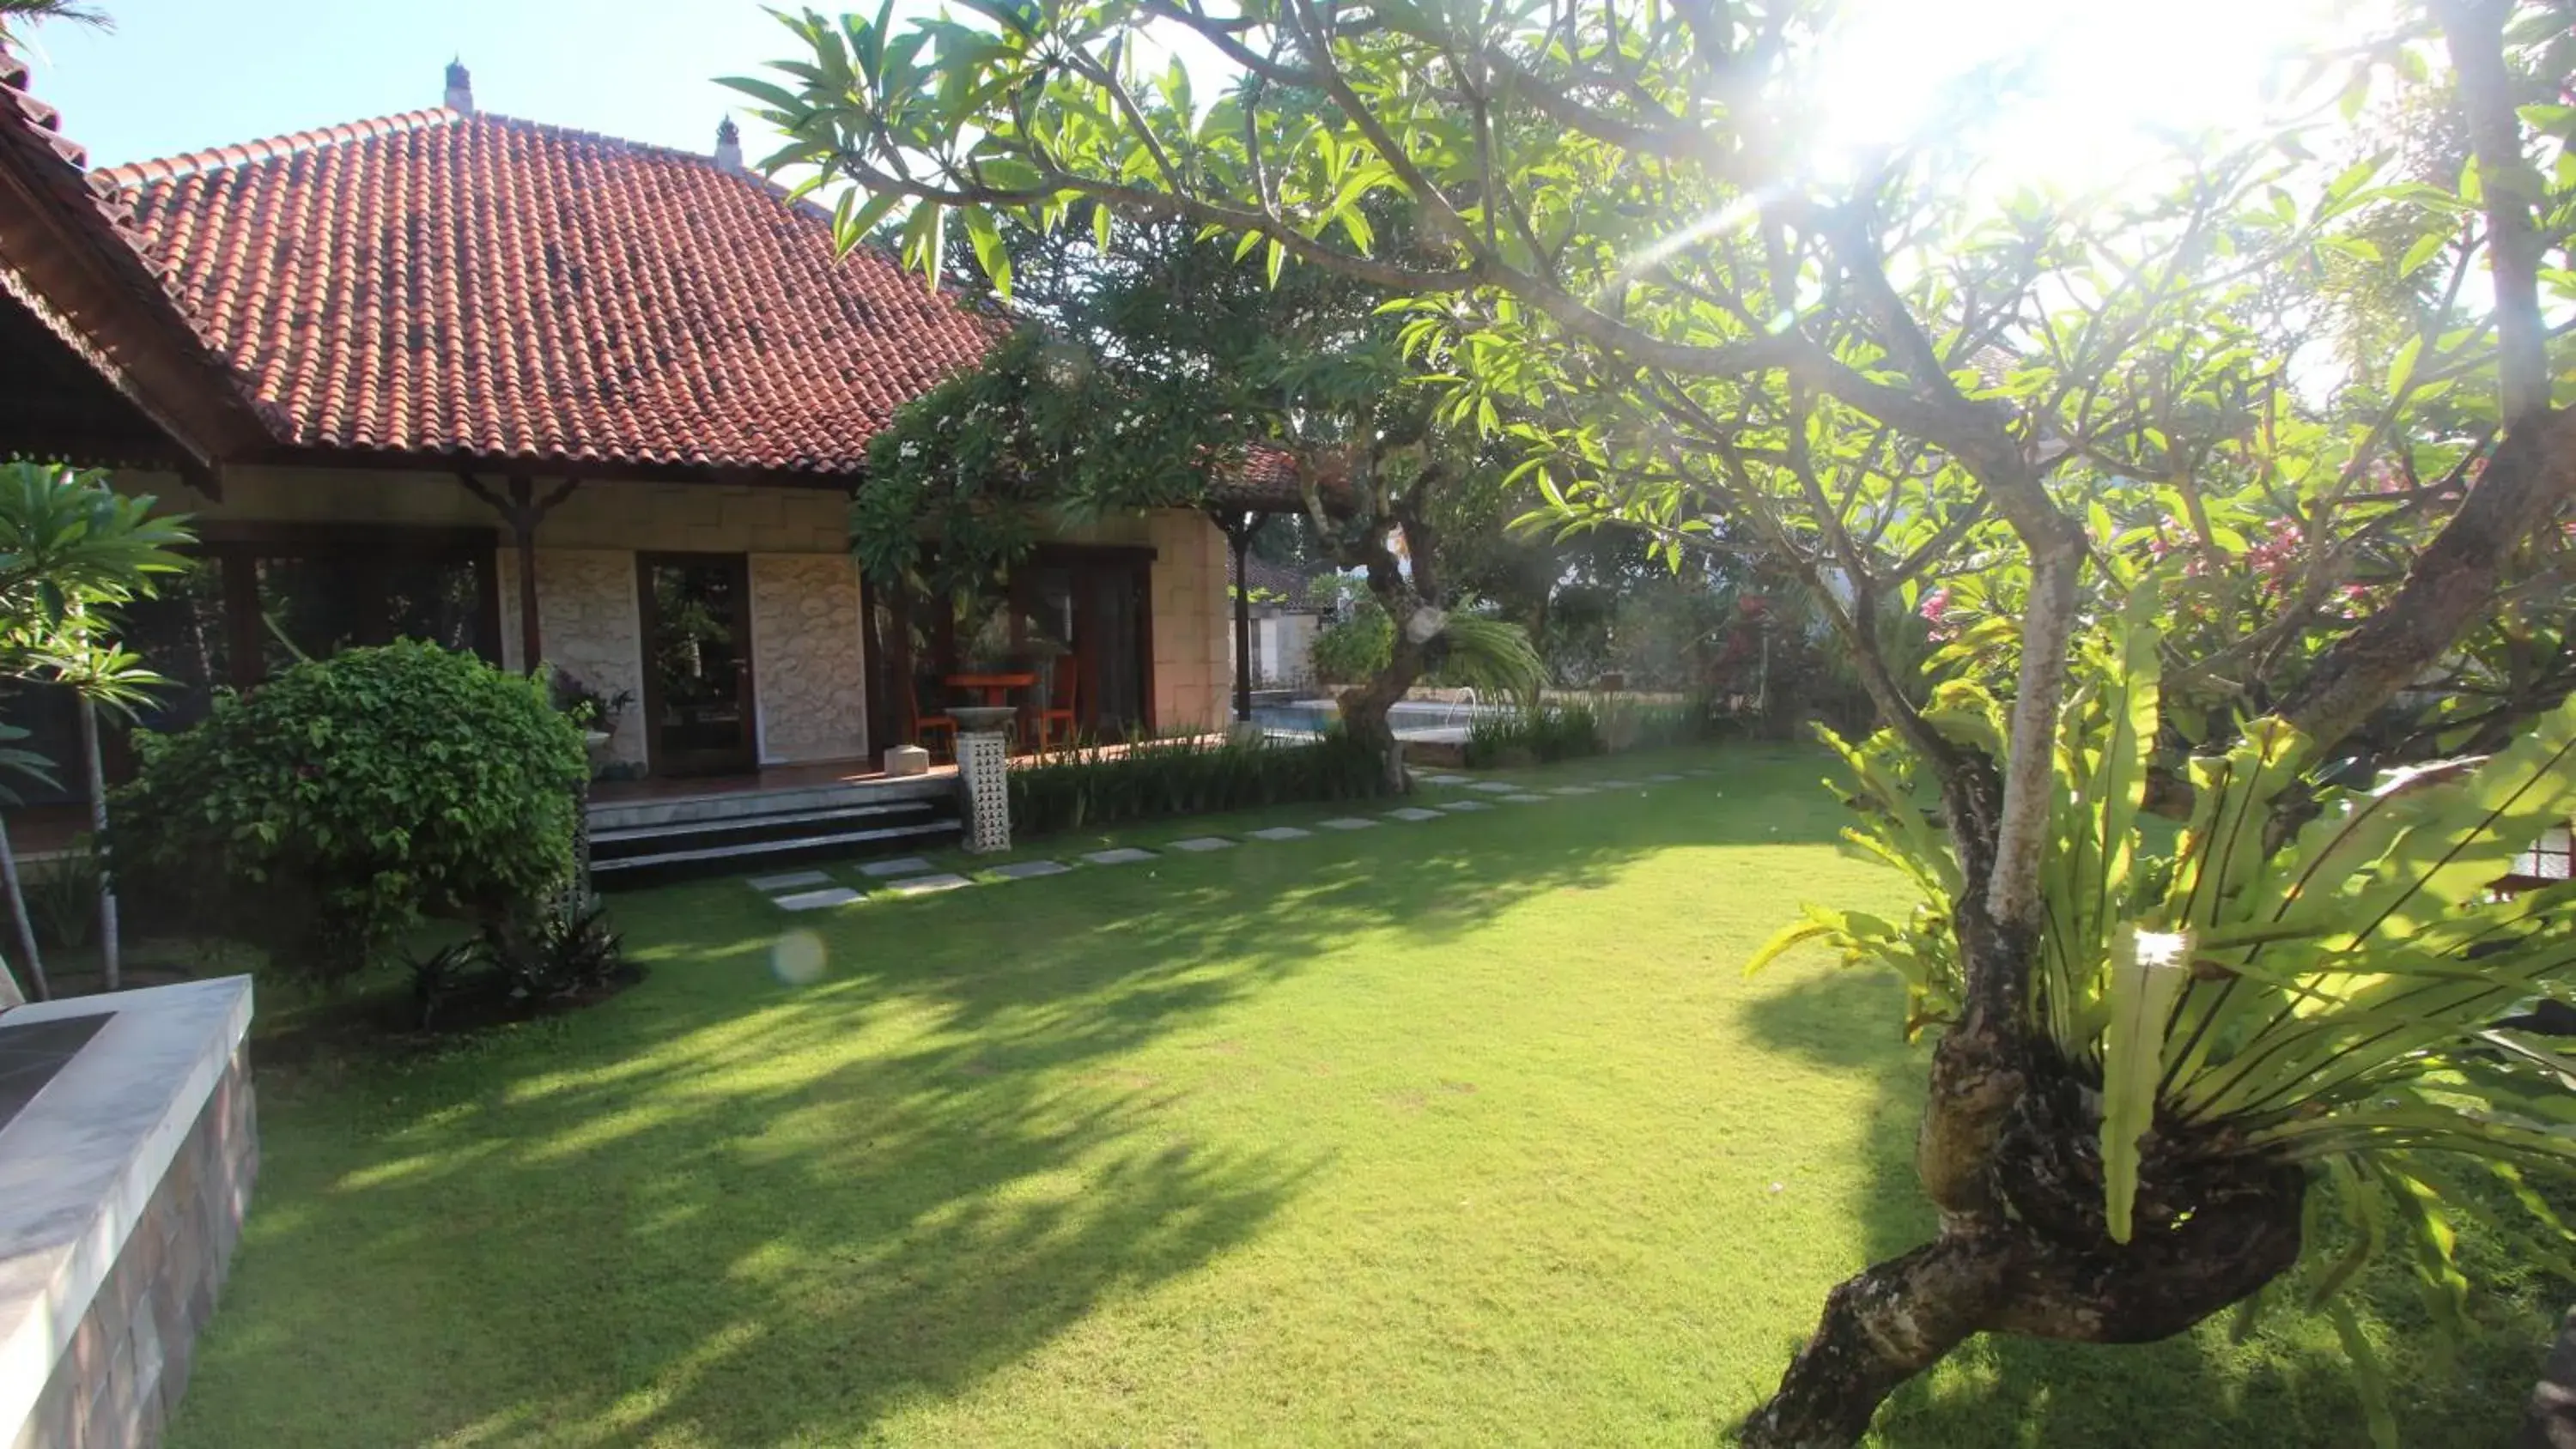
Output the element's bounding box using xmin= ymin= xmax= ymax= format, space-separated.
xmin=1148 ymin=510 xmax=1230 ymax=733
xmin=9 ymin=1044 xmax=258 ymax=1449
xmin=497 ymin=549 xmax=652 ymax=772
xmin=748 ymin=553 xmax=870 ymax=764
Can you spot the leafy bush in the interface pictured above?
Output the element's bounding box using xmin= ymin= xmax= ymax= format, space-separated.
xmin=1012 ymin=730 xmax=1388 ymax=836
xmin=405 ymin=896 xmax=629 ymax=1031
xmin=27 ymin=837 xmax=99 ymax=951
xmin=1464 ymin=702 xmax=1604 ymax=767
xmin=112 ymin=641 xmax=586 ymax=987
xmin=1309 ymin=599 xmax=1392 ymax=684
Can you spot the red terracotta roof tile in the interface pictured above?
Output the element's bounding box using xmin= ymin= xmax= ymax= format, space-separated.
xmin=99 ymin=107 xmax=1005 ymax=476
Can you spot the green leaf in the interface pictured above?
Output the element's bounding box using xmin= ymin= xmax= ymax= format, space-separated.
xmin=2326 ymin=1299 xmax=2399 ymax=1449
xmin=2100 ymin=927 xmax=2192 ymax=1242
xmin=961 ymin=203 xmax=1013 ymax=299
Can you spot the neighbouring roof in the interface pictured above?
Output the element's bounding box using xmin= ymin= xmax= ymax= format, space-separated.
xmin=1227 ymin=548 xmax=1334 ymax=607
xmin=0 ymin=52 xmax=270 ymax=475
xmin=1206 ymin=445 xmax=1303 ymax=512
xmin=99 ymin=106 xmax=1005 ymax=477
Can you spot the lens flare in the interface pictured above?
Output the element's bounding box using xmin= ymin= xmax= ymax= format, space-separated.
xmin=770 ymin=930 xmax=828 ymax=985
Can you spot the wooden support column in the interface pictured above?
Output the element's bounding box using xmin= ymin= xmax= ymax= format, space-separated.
xmin=455 ymin=470 xmax=580 ymax=673
xmin=1212 ymin=510 xmax=1264 ymax=724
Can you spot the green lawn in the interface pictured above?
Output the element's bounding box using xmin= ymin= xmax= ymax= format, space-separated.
xmin=171 ymin=746 xmax=2556 ymax=1446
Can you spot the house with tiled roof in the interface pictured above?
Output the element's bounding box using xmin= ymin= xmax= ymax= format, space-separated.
xmin=6 ymin=58 xmax=1304 ymax=791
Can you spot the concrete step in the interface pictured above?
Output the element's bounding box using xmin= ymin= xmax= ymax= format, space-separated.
xmin=586 ymin=774 xmax=954 ymax=834
xmin=590 ymin=798 xmax=939 ymax=849
xmin=593 ymin=819 xmax=964 ymax=887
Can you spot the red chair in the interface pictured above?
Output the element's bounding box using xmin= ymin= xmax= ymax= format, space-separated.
xmin=914 ymin=682 xmax=957 ymax=762
xmin=1036 ymin=662 xmax=1078 ymax=751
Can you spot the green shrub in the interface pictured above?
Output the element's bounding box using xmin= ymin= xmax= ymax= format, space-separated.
xmin=111 ymin=641 xmax=586 ymax=987
xmin=27 ymin=837 xmax=100 ymax=952
xmin=1464 ymin=702 xmax=1605 ymax=767
xmin=1309 ymin=601 xmax=1392 ymax=684
xmin=1011 ymin=729 xmax=1388 ymax=836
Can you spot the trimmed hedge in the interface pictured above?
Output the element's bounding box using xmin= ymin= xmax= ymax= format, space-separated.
xmin=1011 ymin=730 xmax=1388 ymax=836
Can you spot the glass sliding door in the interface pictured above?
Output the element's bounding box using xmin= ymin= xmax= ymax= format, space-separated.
xmin=638 ymin=553 xmax=757 ymax=775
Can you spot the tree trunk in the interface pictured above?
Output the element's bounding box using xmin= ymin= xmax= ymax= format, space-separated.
xmin=0 ymin=815 xmax=46 ymax=1001
xmin=1745 ymin=1041 xmax=2310 ymax=1446
xmin=77 ymin=696 xmax=118 ymax=991
xmin=1338 ymin=627 xmax=1423 ymax=793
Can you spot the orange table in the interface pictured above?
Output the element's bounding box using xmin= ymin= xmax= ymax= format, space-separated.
xmin=943 ymin=671 xmax=1036 ymax=706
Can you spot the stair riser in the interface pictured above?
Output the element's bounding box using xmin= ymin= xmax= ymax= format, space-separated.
xmin=594 ymin=823 xmax=964 ymax=888
xmin=588 ymin=776 xmax=957 ymax=834
xmin=592 ymin=803 xmax=945 ymax=858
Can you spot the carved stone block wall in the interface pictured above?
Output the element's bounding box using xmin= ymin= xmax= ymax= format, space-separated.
xmin=748 ymin=553 xmax=869 ymax=765
xmin=499 ymin=549 xmax=650 ymax=772
xmin=1148 ymin=510 xmax=1229 ymax=733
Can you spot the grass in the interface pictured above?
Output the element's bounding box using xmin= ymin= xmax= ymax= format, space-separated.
xmin=167 ymin=744 xmax=2558 ymax=1447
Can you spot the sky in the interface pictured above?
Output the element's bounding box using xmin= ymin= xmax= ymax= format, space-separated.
xmin=12 ymin=0 xmax=816 ymax=167
xmin=10 ymin=0 xmax=2372 ymax=182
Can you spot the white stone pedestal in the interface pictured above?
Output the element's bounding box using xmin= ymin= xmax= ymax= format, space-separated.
xmin=884 ymin=744 xmax=930 ymax=778
xmin=957 ymin=731 xmax=1012 ymax=853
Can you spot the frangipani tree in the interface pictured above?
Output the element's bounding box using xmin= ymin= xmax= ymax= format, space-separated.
xmin=741 ymin=0 xmax=2576 ymax=1439
xmin=0 ymin=463 xmax=192 ymax=999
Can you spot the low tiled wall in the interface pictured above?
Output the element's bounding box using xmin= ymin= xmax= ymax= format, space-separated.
xmin=0 ymin=980 xmax=257 ymax=1449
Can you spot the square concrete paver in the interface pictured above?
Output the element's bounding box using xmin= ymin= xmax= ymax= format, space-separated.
xmin=747 ymin=870 xmax=832 ymax=893
xmin=775 ymin=887 xmax=863 ymax=911
xmin=1593 ymin=779 xmax=1638 ymax=790
xmin=989 ymin=859 xmax=1072 ymax=880
xmin=1421 ymin=774 xmax=1471 ymax=785
xmin=1317 ymin=817 xmax=1377 ymax=830
xmin=1438 ymin=800 xmax=1493 ymax=812
xmin=1501 ymin=793 xmax=1552 ymax=803
xmin=1468 ymin=781 xmax=1522 ymax=794
xmin=1550 ymin=785 xmax=1597 ymax=796
xmin=1168 ymin=837 xmax=1236 ymax=852
xmin=885 ymin=872 xmax=975 ymax=895
xmin=1084 ymin=847 xmax=1157 ymax=864
xmin=1384 ymin=807 xmax=1443 ymax=822
xmin=860 ymin=856 xmax=937 ymax=878
xmin=1249 ymin=826 xmax=1313 ymax=841
xmin=1646 ymin=773 xmax=1686 ymax=783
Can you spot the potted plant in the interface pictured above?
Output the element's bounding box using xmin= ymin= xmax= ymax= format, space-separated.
xmin=549 ymin=670 xmax=635 ymax=767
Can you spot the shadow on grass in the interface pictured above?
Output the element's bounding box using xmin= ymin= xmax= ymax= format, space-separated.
xmin=179 ymin=758 xmax=1836 ymax=1447
xmin=1741 ymin=959 xmax=2544 ymax=1447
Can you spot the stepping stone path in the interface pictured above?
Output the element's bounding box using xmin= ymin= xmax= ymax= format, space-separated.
xmin=775 ymin=887 xmax=863 ymax=912
xmin=1317 ymin=817 xmax=1378 ymax=830
xmin=747 ymin=870 xmax=831 ymax=892
xmin=860 ymin=856 xmax=937 ymax=877
xmin=1383 ymin=807 xmax=1443 ymax=822
xmin=1249 ymin=826 xmax=1314 ymax=841
xmin=989 ymin=860 xmax=1072 ymax=880
xmin=1594 ymin=779 xmax=1639 ymax=789
xmin=1168 ymin=837 xmax=1236 ymax=852
xmin=1438 ymin=800 xmax=1493 ymax=812
xmin=1421 ymin=774 xmax=1471 ymax=785
xmin=1501 ymin=793 xmax=1551 ymax=803
xmin=885 ymin=872 xmax=974 ymax=895
xmin=1084 ymin=847 xmax=1157 ymax=865
xmin=1468 ymin=781 xmax=1523 ymax=794
xmin=1646 ymin=773 xmax=1686 ymax=783
xmin=1550 ymin=785 xmax=1597 ymax=796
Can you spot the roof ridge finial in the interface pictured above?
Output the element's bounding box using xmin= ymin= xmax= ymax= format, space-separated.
xmin=714 ymin=113 xmax=744 ymax=173
xmin=443 ymin=57 xmax=474 ymax=115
